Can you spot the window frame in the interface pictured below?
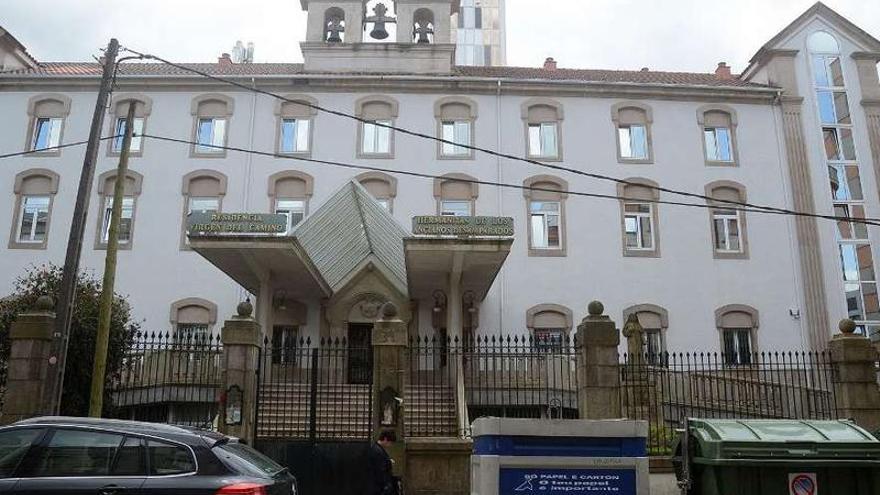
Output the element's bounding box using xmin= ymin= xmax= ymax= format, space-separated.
xmin=180 ymin=170 xmax=227 ymax=250
xmin=356 ymin=172 xmax=397 ymax=213
xmin=190 ymin=94 xmax=234 ymax=158
xmin=525 ymin=304 xmax=573 ymax=353
xmin=170 ymin=298 xmax=218 ymax=345
xmin=267 ymin=171 xmax=314 ymax=233
xmin=8 ymin=169 xmax=59 ymax=250
xmin=355 ymin=96 xmax=398 ymax=159
xmin=99 ymin=196 xmax=135 ymax=245
xmin=705 ymin=181 xmax=749 ymax=260
xmin=611 ymin=102 xmax=654 ymax=164
xmin=623 ymin=202 xmax=655 ymax=251
xmin=274 ymin=95 xmax=317 ymax=157
xmin=523 ymin=175 xmax=568 ymax=257
xmin=521 ymin=98 xmax=564 ymax=161
xmin=434 ymin=173 xmax=479 ymax=217
xmin=24 ymin=94 xmax=71 ymax=158
xmin=275 ymin=198 xmax=307 ymax=232
xmin=618 ymin=179 xmax=661 ymax=258
xmin=106 ymin=95 xmax=152 ymax=157
xmin=528 ymin=200 xmax=562 ymax=251
xmin=435 ymin=96 xmax=478 ymax=160
xmin=697 ymin=105 xmax=740 ymax=167
xmin=622 ymin=304 xmax=669 ymax=366
xmin=94 ymin=170 xmax=143 ymax=251
xmin=715 ymin=304 xmax=759 ymax=366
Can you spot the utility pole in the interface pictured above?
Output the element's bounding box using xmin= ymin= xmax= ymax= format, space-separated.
xmin=88 ymin=102 xmax=136 ymax=418
xmin=42 ymin=38 xmax=119 ymax=416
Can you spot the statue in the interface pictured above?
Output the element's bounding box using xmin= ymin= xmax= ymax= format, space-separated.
xmin=366 ymin=2 xmax=396 ymax=40
xmin=622 ymin=313 xmax=644 ymax=362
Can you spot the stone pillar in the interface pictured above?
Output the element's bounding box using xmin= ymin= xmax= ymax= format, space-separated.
xmin=852 ymin=53 xmax=880 ymax=218
xmin=372 ymin=303 xmax=408 ymax=475
xmin=2 ymin=296 xmax=56 ymax=424
xmin=576 ymin=301 xmax=621 ymax=419
xmin=829 ymin=319 xmax=880 ymax=433
xmin=219 ymin=300 xmax=261 ymax=445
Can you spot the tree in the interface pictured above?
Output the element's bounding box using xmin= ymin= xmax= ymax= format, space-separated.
xmin=0 ymin=263 xmax=138 ymax=416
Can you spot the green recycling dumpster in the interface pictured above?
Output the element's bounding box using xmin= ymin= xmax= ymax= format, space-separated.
xmin=673 ymin=419 xmax=880 ymax=495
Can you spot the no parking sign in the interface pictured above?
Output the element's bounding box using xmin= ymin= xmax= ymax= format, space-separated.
xmin=789 ymin=473 xmax=817 ymax=495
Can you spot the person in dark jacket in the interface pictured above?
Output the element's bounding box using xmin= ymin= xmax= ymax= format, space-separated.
xmin=369 ymin=430 xmax=397 ymax=495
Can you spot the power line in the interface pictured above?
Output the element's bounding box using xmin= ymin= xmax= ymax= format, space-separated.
xmin=119 ymin=47 xmax=856 ymax=223
xmin=0 ymin=136 xmax=117 ymax=160
xmin=139 ymin=132 xmax=880 ymax=227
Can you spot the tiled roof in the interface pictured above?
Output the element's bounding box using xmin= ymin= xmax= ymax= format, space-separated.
xmin=0 ymin=61 xmax=773 ymax=89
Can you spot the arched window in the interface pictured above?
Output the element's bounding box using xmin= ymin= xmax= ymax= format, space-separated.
xmin=523 ymin=175 xmax=567 ymax=256
xmin=697 ymin=104 xmax=738 ymax=165
xmin=8 ymin=169 xmax=59 ymax=249
xmin=434 ymin=173 xmax=478 ymax=216
xmin=435 ymin=96 xmax=477 ymax=159
xmin=95 ymin=170 xmax=144 ymax=250
xmin=617 ymin=178 xmax=661 ymax=257
xmin=521 ymin=98 xmax=563 ymax=160
xmin=181 ymin=170 xmax=227 ymax=248
xmin=611 ymin=102 xmax=653 ymax=163
xmin=107 ymin=94 xmax=152 ymax=156
xmin=324 ymin=7 xmax=346 ymax=43
xmin=356 ymin=172 xmax=397 ymax=211
xmin=622 ymin=304 xmax=669 ymax=363
xmin=275 ymin=95 xmax=317 ymax=155
xmin=356 ymin=96 xmax=398 ymax=158
xmin=715 ymin=304 xmax=759 ymax=365
xmin=170 ymin=298 xmax=218 ymax=341
xmin=191 ymin=94 xmax=234 ymax=156
xmin=268 ymin=171 xmax=314 ymax=232
xmin=413 ymin=8 xmax=435 ymax=44
xmin=26 ymin=94 xmax=71 ymax=155
xmin=526 ymin=304 xmax=573 ymax=352
xmin=705 ymin=181 xmax=749 ymax=259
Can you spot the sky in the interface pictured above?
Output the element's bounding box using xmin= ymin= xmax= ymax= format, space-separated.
xmin=1 ymin=0 xmax=879 ymax=74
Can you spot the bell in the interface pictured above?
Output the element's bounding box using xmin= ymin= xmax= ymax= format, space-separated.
xmin=327 ymin=32 xmax=343 ymax=43
xmin=414 ymin=23 xmax=433 ymax=44
xmin=326 ymin=18 xmax=345 ymax=43
xmin=370 ymin=23 xmax=390 ymax=40
xmin=366 ymin=2 xmax=395 ymax=41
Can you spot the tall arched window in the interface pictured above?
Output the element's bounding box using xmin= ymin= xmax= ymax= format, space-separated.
xmin=356 ymin=172 xmax=397 ymax=211
xmin=705 ymin=181 xmax=748 ymax=259
xmin=523 ymin=175 xmax=567 ymax=256
xmin=191 ymin=94 xmax=234 ymax=157
xmin=434 ymin=173 xmax=478 ymax=216
xmin=25 ymin=94 xmax=71 ymax=155
xmin=170 ymin=298 xmax=218 ymax=341
xmin=107 ymin=94 xmax=152 ymax=156
xmin=715 ymin=304 xmax=759 ymax=365
xmin=95 ymin=170 xmax=144 ymax=250
xmin=618 ymin=178 xmax=661 ymax=257
xmin=181 ymin=170 xmax=227 ymax=248
xmin=526 ymin=304 xmax=573 ymax=352
xmin=8 ymin=169 xmax=59 ymax=249
xmin=268 ymin=171 xmax=314 ymax=232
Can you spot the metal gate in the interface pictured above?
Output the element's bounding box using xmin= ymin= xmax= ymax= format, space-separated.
xmin=254 ymin=335 xmax=374 ymax=495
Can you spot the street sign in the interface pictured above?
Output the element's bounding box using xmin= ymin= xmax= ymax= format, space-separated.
xmin=500 ymin=468 xmax=636 ymax=495
xmin=789 ymin=473 xmax=817 ymax=495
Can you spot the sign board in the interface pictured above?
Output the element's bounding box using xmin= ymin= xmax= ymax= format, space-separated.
xmin=499 ymin=468 xmax=636 ymax=495
xmin=188 ymin=212 xmax=288 ymax=237
xmin=789 ymin=473 xmax=817 ymax=495
xmin=412 ymin=216 xmax=514 ymax=237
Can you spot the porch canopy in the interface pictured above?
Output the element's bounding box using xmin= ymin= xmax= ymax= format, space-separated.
xmin=188 ymin=180 xmax=512 ymax=336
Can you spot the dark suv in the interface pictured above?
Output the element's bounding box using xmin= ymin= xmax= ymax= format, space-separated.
xmin=0 ymin=416 xmax=295 ymax=495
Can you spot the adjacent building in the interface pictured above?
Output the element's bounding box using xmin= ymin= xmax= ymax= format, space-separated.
xmin=0 ymin=1 xmax=878 ymax=364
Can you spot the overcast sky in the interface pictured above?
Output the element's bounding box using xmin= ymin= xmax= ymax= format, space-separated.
xmin=1 ymin=0 xmax=878 ymax=73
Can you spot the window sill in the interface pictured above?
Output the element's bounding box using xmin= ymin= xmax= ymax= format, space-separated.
xmin=705 ymin=160 xmax=738 ymax=167
xmin=528 ymin=247 xmax=566 ymax=257
xmin=190 ymin=150 xmax=228 ymax=159
xmin=277 ymin=150 xmax=312 ymax=158
xmin=7 ymin=241 xmax=48 ymax=250
xmin=713 ymin=250 xmax=748 ymax=260
xmin=95 ymin=242 xmax=133 ymax=251
xmin=618 ymin=157 xmax=654 ymax=165
xmin=623 ymin=248 xmax=660 ymax=258
xmin=437 ymin=153 xmax=475 ymax=161
xmin=25 ymin=150 xmax=61 ymax=158
xmin=357 ymin=152 xmax=395 ymax=160
xmin=527 ymin=155 xmax=563 ymax=162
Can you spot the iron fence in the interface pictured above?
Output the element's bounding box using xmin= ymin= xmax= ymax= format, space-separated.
xmin=620 ymin=351 xmax=839 ymax=455
xmin=255 ymin=337 xmax=373 ymax=441
xmin=107 ymin=331 xmax=223 ymax=429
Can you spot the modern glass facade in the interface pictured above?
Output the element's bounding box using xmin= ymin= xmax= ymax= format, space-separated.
xmin=451 ymin=0 xmax=506 ymax=66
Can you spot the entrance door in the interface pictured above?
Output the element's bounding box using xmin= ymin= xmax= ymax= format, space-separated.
xmin=347 ymin=323 xmax=373 ymax=384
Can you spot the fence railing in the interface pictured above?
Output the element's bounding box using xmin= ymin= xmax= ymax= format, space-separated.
xmin=107 ymin=331 xmax=223 ymax=429
xmin=255 ymin=337 xmax=373 ymax=441
xmin=620 ymin=351 xmax=840 ymax=455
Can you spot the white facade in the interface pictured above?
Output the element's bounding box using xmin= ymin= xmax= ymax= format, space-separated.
xmin=0 ymin=2 xmax=878 ymax=355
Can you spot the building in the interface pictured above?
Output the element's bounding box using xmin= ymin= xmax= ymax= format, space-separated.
xmin=452 ymin=0 xmax=506 ymax=66
xmin=0 ymin=1 xmax=879 ymax=367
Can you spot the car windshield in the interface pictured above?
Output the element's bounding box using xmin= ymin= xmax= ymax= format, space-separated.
xmin=214 ymin=442 xmax=285 ymax=478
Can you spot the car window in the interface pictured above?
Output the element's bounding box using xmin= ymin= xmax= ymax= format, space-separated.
xmin=214 ymin=442 xmax=285 ymax=478
xmin=147 ymin=440 xmax=195 ymax=475
xmin=0 ymin=428 xmax=44 ymax=478
xmin=29 ymin=429 xmax=124 ymax=477
xmin=112 ymin=436 xmax=146 ymax=476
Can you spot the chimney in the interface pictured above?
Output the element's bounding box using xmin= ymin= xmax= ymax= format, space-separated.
xmin=218 ymin=53 xmax=233 ymax=67
xmin=543 ymin=57 xmax=557 ymax=71
xmin=715 ymin=62 xmax=732 ymax=80
xmin=640 ymin=67 xmax=649 ymax=72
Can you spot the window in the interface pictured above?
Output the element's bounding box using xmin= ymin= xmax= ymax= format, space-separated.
xmin=526 ymin=304 xmax=572 ymax=353
xmin=839 ymin=243 xmax=880 ymax=322
xmin=280 ymin=119 xmax=310 ymax=153
xmin=181 ymin=170 xmax=227 ymax=248
xmin=191 ymin=94 xmax=233 ymax=157
xmin=100 ymin=196 xmax=135 ymax=244
xmin=698 ymin=106 xmax=738 ymax=165
xmin=113 ymin=117 xmax=145 ymax=152
xmin=26 ymin=94 xmax=70 ymax=155
xmin=276 ymin=96 xmax=317 ymax=155
xmin=175 ymin=323 xmax=209 ymax=342
xmin=523 ymin=175 xmax=568 ymax=256
xmin=147 ymin=440 xmax=195 ymax=476
xmin=272 ymin=325 xmax=299 ymax=365
xmin=29 ymin=429 xmax=124 ymax=477
xmin=268 ymin=171 xmax=313 ymax=233
xmin=530 ymin=202 xmax=561 ymax=249
xmin=108 ymin=95 xmax=151 ymax=156
xmin=612 ymin=103 xmax=653 ymax=162
xmin=112 ymin=436 xmax=146 ymax=476
xmin=435 ymin=173 xmax=479 ymax=217
xmin=716 ymin=305 xmax=758 ymax=366
xmin=619 ymin=179 xmax=660 ymax=257
xmin=436 ymin=97 xmax=477 ymax=158
xmin=0 ymin=428 xmax=44 ymax=478
xmin=705 ymin=182 xmax=748 ymax=259
xmin=170 ymin=298 xmax=218 ymax=343
xmin=522 ymin=98 xmax=563 ymax=160
xmin=357 ymin=172 xmax=397 ymax=212
xmin=9 ymin=169 xmax=59 ymax=250
xmin=356 ymin=96 xmax=398 ymax=158
xmin=95 ymin=170 xmax=142 ymax=250
xmin=623 ymin=305 xmax=669 ymax=366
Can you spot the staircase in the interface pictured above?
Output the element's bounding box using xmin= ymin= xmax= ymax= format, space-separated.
xmin=404 ymin=384 xmax=458 ymax=437
xmin=257 ymin=382 xmax=372 ymax=440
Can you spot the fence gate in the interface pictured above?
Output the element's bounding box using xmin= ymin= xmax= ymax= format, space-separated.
xmin=254 ymin=336 xmax=373 ymax=495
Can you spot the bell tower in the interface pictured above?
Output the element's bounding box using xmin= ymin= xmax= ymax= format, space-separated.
xmin=300 ymin=0 xmax=457 ymax=74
